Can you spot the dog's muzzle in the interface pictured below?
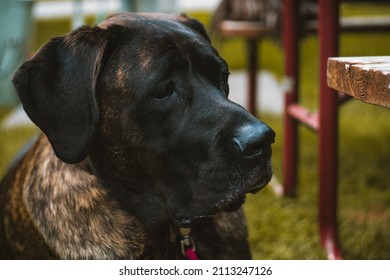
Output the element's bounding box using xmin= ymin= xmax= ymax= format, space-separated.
xmin=216 ymin=121 xmax=275 ymax=212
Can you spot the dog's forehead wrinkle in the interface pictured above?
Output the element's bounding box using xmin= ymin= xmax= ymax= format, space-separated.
xmin=136 ymin=26 xmax=212 ymax=71
xmin=101 ymin=13 xmax=224 ymax=79
xmin=128 ymin=39 xmax=184 ymax=76
xmin=116 ymin=67 xmax=128 ymax=91
xmin=136 ymin=47 xmax=154 ymax=73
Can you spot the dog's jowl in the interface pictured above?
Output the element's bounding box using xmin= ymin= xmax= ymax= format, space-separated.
xmin=0 ymin=13 xmax=275 ymax=259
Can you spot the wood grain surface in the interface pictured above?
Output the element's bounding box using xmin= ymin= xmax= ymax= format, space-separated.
xmin=327 ymin=56 xmax=390 ymax=108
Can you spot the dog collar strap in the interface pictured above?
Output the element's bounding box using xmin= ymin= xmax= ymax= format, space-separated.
xmin=179 ymin=227 xmax=198 ymax=260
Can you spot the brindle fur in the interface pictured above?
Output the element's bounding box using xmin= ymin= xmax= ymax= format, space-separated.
xmin=0 ymin=13 xmax=274 ymax=259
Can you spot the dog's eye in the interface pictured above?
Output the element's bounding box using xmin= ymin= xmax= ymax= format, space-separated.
xmin=154 ymin=81 xmax=175 ymax=99
xmin=221 ymin=71 xmax=230 ymax=96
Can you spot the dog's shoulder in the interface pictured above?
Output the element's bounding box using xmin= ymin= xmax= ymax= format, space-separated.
xmin=0 ymin=135 xmax=57 ymax=258
xmin=1 ymin=135 xmax=147 ymax=259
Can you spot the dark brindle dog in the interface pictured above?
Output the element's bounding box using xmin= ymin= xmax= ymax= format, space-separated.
xmin=0 ymin=13 xmax=275 ymax=259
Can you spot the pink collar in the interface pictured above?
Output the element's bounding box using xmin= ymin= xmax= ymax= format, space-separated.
xmin=179 ymin=228 xmax=198 ymax=260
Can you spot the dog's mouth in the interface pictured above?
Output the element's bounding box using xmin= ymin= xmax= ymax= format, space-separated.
xmin=173 ymin=172 xmax=273 ymax=227
xmin=246 ymin=172 xmax=273 ymax=194
xmin=223 ymin=195 xmax=247 ymax=212
xmin=216 ymin=172 xmax=272 ymax=212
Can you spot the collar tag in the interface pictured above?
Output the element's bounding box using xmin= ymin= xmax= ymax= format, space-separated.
xmin=179 ymin=227 xmax=198 ymax=260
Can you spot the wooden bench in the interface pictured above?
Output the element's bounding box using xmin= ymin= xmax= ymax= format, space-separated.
xmin=327 ymin=56 xmax=390 ymax=108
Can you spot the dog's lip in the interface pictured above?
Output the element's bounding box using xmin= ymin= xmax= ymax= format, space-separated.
xmin=246 ymin=172 xmax=273 ymax=194
xmin=223 ymin=196 xmax=246 ymax=212
xmin=207 ymin=172 xmax=273 ymax=214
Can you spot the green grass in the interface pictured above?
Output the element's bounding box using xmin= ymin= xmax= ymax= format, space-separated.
xmin=1 ymin=5 xmax=389 ymax=259
xmin=246 ymin=102 xmax=390 ymax=260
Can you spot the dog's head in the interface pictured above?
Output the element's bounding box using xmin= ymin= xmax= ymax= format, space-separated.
xmin=13 ymin=13 xmax=275 ymax=228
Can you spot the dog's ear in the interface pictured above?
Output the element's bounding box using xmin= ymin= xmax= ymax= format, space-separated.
xmin=13 ymin=25 xmax=118 ymax=164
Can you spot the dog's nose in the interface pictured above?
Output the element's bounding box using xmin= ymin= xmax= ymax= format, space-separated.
xmin=233 ymin=122 xmax=275 ymax=158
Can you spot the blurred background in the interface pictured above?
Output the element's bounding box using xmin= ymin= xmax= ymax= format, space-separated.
xmin=0 ymin=0 xmax=389 ymax=259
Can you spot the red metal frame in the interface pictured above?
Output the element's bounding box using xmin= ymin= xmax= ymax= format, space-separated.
xmin=318 ymin=0 xmax=342 ymax=260
xmin=282 ymin=0 xmax=342 ymax=259
xmin=247 ymin=38 xmax=258 ymax=115
xmin=282 ymin=0 xmax=299 ymax=197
